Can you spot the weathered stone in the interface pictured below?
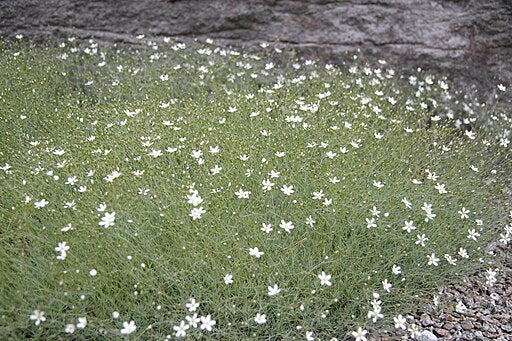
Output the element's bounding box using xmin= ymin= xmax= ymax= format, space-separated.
xmin=461 ymin=320 xmax=474 ymax=330
xmin=421 ymin=313 xmax=435 ymax=327
xmin=474 ymin=330 xmax=485 ymax=340
xmin=444 ymin=322 xmax=455 ymax=330
xmin=501 ymin=323 xmax=512 ymax=333
xmin=416 ymin=330 xmax=438 ymax=341
xmin=0 ymin=0 xmax=511 ymax=102
xmin=434 ymin=328 xmax=449 ymax=337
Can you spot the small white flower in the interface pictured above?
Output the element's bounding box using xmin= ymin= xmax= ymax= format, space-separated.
xmin=76 ymin=317 xmax=87 ymax=329
xmin=261 ymin=223 xmax=273 ymax=233
xmin=120 ymin=320 xmax=136 ymax=335
xmin=267 ymin=284 xmax=281 ymax=296
xmin=394 ymin=314 xmax=406 ymax=330
xmin=351 ymin=327 xmax=368 ymax=341
xmin=249 ymin=247 xmax=264 ymax=258
xmin=189 ymin=207 xmax=206 ymax=220
xmin=402 ymin=220 xmax=416 ymax=233
xmin=29 ymin=310 xmax=46 ymax=326
xmin=34 ymin=199 xmax=49 ymax=209
xmin=173 ymin=321 xmax=189 ymax=338
xmin=200 ymin=315 xmax=216 ymax=331
xmin=254 ymin=313 xmax=267 ymax=324
xmin=186 ymin=314 xmax=200 ymax=328
xmin=279 ymin=220 xmax=294 ymax=233
xmin=427 ymin=253 xmax=440 ymax=266
xmin=280 ymin=185 xmax=294 ymax=196
xmin=99 ymin=212 xmax=116 ymax=228
xmin=186 ymin=298 xmax=199 ymax=312
xmin=65 ymin=324 xmax=75 ymax=334
xmin=372 ymin=180 xmax=384 ymax=188
xmin=382 ymin=279 xmax=392 ymax=292
xmin=318 ymin=271 xmax=332 ymax=286
xmin=224 ymin=274 xmax=234 ymax=285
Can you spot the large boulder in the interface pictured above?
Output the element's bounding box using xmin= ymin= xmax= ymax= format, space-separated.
xmin=1 ymin=0 xmax=511 ymax=95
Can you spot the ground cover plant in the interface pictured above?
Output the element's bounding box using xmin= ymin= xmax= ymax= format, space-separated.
xmin=0 ymin=35 xmax=511 ymax=340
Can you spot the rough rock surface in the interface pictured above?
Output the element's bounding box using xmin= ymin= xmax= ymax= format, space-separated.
xmin=1 ymin=0 xmax=512 ymax=95
xmin=379 ymin=244 xmax=512 ymax=340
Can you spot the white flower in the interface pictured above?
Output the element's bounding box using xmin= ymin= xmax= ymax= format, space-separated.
xmin=224 ymin=274 xmax=234 ymax=285
xmin=318 ymin=271 xmax=332 ymax=286
xmin=186 ymin=298 xmax=199 ymax=312
xmin=261 ymin=179 xmax=274 ymax=191
xmin=366 ymin=218 xmax=377 ymax=229
xmin=370 ymin=206 xmax=381 ymax=217
xmin=372 ymin=180 xmax=384 ymax=188
xmin=305 ymin=216 xmax=316 ymax=227
xmin=254 ymin=313 xmax=267 ymax=324
xmin=279 ymin=220 xmax=294 ymax=233
xmin=458 ymin=207 xmax=470 ymax=219
xmin=173 ymin=321 xmax=189 ymax=338
xmin=76 ymin=317 xmax=87 ymax=329
xmin=351 ymin=327 xmax=368 ymax=341
xmin=209 ymin=145 xmax=220 ymax=154
xmin=382 ymin=279 xmax=392 ymax=292
xmin=120 ymin=320 xmax=137 ymax=335
xmin=89 ymin=269 xmax=97 ymax=276
xmin=427 ymin=253 xmax=440 ymax=266
xmin=148 ymin=149 xmax=163 ymax=158
xmin=402 ymin=220 xmax=416 ymax=233
xmin=189 ymin=207 xmax=206 ymax=220
xmin=99 ymin=212 xmax=116 ymax=228
xmin=392 ymin=264 xmax=401 ymax=275
xmin=444 ymin=253 xmax=457 ymax=266
xmin=280 ymin=185 xmax=294 ymax=196
xmin=200 ymin=315 xmax=216 ymax=331
xmin=249 ymin=247 xmax=264 ymax=258
xmin=29 ymin=310 xmax=45 ymax=326
xmin=467 ymin=228 xmax=480 ymax=241
xmin=435 ymin=183 xmax=447 ymax=194
xmin=234 ymin=188 xmax=251 ymax=199
xmin=65 ymin=176 xmax=78 ymax=186
xmin=267 ymin=284 xmax=281 ymax=296
xmin=394 ymin=314 xmax=406 ymax=330
xmin=402 ymin=197 xmax=412 ymax=209
xmin=415 ymin=234 xmax=428 ymax=247
xmin=261 ymin=223 xmax=273 ymax=233
xmin=458 ymin=248 xmax=469 ymax=259
xmin=65 ymin=324 xmax=75 ymax=334
xmin=55 ymin=241 xmax=70 ymax=253
xmin=210 ymin=165 xmax=222 ymax=175
xmin=367 ymin=306 xmax=383 ymax=322
xmin=34 ymin=199 xmax=49 ymax=209
xmin=312 ymin=190 xmax=325 ymax=200
xmin=186 ymin=192 xmax=203 ymax=206
xmin=269 ymin=170 xmax=280 ymax=178
xmin=186 ymin=314 xmax=200 ymax=328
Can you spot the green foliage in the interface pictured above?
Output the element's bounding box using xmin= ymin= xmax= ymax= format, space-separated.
xmin=0 ymin=37 xmax=510 ymax=340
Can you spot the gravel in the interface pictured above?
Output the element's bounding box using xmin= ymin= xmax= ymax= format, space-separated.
xmin=379 ymin=243 xmax=511 ymax=340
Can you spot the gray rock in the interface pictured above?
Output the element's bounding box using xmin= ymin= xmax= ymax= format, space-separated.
xmin=0 ymin=0 xmax=511 ymax=101
xmin=474 ymin=331 xmax=484 ymax=340
xmin=421 ymin=313 xmax=435 ymax=327
xmin=416 ymin=330 xmax=438 ymax=341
